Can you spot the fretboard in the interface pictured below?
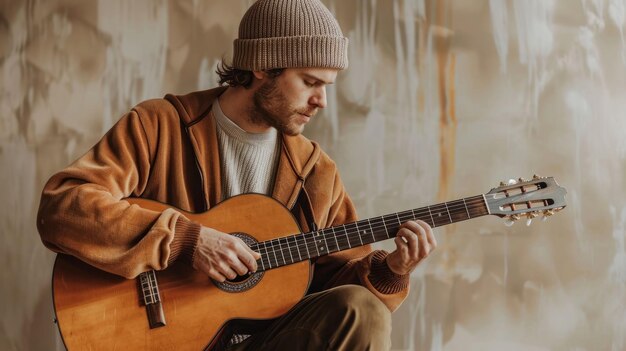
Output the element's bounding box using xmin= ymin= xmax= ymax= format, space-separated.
xmin=250 ymin=194 xmax=489 ymax=272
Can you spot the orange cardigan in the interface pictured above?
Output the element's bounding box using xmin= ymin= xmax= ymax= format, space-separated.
xmin=37 ymin=87 xmax=409 ymax=311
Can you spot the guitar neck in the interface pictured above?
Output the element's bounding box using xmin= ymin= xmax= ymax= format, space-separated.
xmin=250 ymin=194 xmax=489 ymax=271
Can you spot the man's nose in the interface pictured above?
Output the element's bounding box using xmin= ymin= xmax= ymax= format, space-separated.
xmin=309 ymin=86 xmax=327 ymax=109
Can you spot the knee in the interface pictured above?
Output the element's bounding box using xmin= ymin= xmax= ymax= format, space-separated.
xmin=325 ymin=285 xmax=392 ymax=333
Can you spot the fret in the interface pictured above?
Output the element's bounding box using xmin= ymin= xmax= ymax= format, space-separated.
xmin=303 ymin=233 xmax=312 ymax=260
xmin=380 ymin=215 xmax=390 ymax=239
xmin=311 ymin=230 xmax=327 ymax=256
xmin=348 ymin=222 xmax=361 ymax=248
xmin=331 ymin=226 xmax=340 ymax=252
xmin=258 ymin=243 xmax=266 ymax=271
xmin=295 ymin=235 xmax=303 ymax=261
xmin=280 ymin=237 xmax=294 ymax=265
xmin=444 ymin=202 xmax=453 ymax=223
xmin=354 ymin=222 xmax=364 ymax=246
xmin=261 ymin=242 xmax=269 ymax=269
xmin=367 ymin=218 xmax=376 ymax=243
xmin=462 ymin=198 xmax=471 ymax=219
xmin=427 ymin=206 xmax=435 ymax=227
xmin=431 ymin=204 xmax=448 ymax=227
xmin=267 ymin=241 xmax=278 ymax=269
xmin=322 ymin=228 xmax=337 ymax=253
xmin=276 ymin=238 xmax=287 ymax=266
xmin=312 ymin=232 xmax=320 ymax=256
xmin=343 ymin=224 xmax=351 ymax=249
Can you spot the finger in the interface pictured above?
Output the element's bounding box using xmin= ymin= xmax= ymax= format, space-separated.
xmin=416 ymin=220 xmax=437 ymax=249
xmin=236 ymin=244 xmax=259 ymax=272
xmin=404 ymin=221 xmax=431 ymax=258
xmin=394 ymin=236 xmax=409 ymax=257
xmin=398 ymin=228 xmax=419 ymax=259
xmin=226 ymin=253 xmax=250 ymax=276
xmin=208 ymin=268 xmax=227 ymax=283
xmin=218 ymin=263 xmax=238 ymax=280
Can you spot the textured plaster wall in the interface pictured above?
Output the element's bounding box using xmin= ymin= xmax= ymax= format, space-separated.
xmin=1 ymin=0 xmax=625 ymax=350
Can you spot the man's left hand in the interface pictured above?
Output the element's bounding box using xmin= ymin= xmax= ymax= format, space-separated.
xmin=386 ymin=220 xmax=436 ymax=275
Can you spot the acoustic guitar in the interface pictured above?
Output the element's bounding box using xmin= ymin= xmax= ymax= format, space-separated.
xmin=52 ymin=176 xmax=566 ymax=350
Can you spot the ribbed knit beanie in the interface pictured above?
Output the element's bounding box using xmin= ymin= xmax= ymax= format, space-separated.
xmin=233 ymin=0 xmax=349 ymax=71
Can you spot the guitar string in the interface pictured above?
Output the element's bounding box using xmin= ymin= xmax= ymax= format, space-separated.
xmin=250 ymin=196 xmax=488 ymax=250
xmin=249 ymin=193 xmax=550 ymax=270
xmin=251 ymin=205 xmax=485 ymax=270
xmin=250 ymin=197 xmax=488 ymax=256
xmin=249 ymin=198 xmax=491 ymax=269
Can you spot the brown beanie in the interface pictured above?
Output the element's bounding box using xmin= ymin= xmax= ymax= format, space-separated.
xmin=233 ymin=0 xmax=349 ymax=71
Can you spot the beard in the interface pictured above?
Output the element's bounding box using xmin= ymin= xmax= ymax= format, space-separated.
xmin=251 ymin=78 xmax=317 ymax=136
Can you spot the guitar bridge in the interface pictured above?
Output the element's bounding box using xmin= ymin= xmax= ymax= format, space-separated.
xmin=138 ymin=270 xmax=166 ymax=329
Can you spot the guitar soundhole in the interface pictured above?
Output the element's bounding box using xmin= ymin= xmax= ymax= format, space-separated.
xmin=213 ymin=233 xmax=264 ymax=293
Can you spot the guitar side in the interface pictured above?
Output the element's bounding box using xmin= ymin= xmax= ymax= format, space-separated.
xmin=52 ymin=194 xmax=312 ymax=350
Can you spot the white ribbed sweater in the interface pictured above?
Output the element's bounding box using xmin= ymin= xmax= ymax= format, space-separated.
xmin=212 ymin=99 xmax=281 ymax=200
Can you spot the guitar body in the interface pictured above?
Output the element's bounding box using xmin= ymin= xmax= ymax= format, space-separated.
xmin=52 ymin=194 xmax=311 ymax=350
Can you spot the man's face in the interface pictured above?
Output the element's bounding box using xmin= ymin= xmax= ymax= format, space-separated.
xmin=251 ymin=68 xmax=338 ymax=136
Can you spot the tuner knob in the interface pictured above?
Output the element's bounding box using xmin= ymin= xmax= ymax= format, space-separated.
xmin=504 ymin=219 xmax=515 ymax=227
xmin=533 ymin=174 xmax=541 ymax=180
xmin=526 ymin=213 xmax=538 ymax=226
xmin=500 ymin=181 xmax=507 ymax=186
xmin=518 ymin=177 xmax=526 ymax=183
xmin=511 ymin=214 xmax=521 ymax=221
xmin=508 ymin=179 xmax=517 ymax=185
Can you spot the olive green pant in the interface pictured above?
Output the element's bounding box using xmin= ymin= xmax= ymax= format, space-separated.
xmin=227 ymin=285 xmax=392 ymax=351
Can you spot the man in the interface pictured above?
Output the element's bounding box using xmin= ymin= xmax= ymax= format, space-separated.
xmin=37 ymin=0 xmax=436 ymax=349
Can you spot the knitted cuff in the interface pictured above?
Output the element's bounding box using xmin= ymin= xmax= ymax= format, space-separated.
xmin=167 ymin=217 xmax=201 ymax=266
xmin=368 ymin=250 xmax=410 ymax=294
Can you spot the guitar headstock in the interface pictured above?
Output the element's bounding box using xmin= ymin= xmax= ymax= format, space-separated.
xmin=485 ymin=175 xmax=567 ymax=226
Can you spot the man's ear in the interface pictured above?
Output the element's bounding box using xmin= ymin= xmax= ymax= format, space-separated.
xmin=252 ymin=71 xmax=265 ymax=80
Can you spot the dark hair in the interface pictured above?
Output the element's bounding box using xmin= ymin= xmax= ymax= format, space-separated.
xmin=216 ymin=60 xmax=284 ymax=88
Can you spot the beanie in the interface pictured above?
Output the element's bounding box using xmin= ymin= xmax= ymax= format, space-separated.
xmin=232 ymin=0 xmax=349 ymax=71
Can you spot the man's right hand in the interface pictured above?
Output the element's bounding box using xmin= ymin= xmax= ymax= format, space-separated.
xmin=192 ymin=226 xmax=262 ymax=282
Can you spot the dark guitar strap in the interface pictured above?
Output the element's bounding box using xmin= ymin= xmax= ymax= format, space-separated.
xmin=294 ymin=186 xmax=318 ymax=233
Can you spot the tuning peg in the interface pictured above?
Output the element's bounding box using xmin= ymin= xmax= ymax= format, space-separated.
xmin=500 ymin=181 xmax=507 ymax=186
xmin=533 ymin=174 xmax=541 ymax=180
xmin=541 ymin=210 xmax=554 ymax=222
xmin=518 ymin=177 xmax=526 ymax=183
xmin=526 ymin=212 xmax=538 ymax=226
xmin=507 ymin=179 xmax=517 ymax=185
xmin=505 ymin=214 xmax=520 ymax=227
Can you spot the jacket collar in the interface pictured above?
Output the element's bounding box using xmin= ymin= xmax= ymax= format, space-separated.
xmin=165 ymin=87 xmax=320 ymax=208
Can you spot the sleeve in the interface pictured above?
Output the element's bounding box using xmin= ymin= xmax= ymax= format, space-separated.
xmin=308 ymin=169 xmax=410 ymax=312
xmin=36 ymin=109 xmax=201 ymax=279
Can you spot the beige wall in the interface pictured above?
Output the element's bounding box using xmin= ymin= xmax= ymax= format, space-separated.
xmin=1 ymin=0 xmax=625 ymax=350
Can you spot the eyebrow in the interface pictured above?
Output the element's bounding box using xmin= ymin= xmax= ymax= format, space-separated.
xmin=301 ymin=73 xmax=335 ymax=85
